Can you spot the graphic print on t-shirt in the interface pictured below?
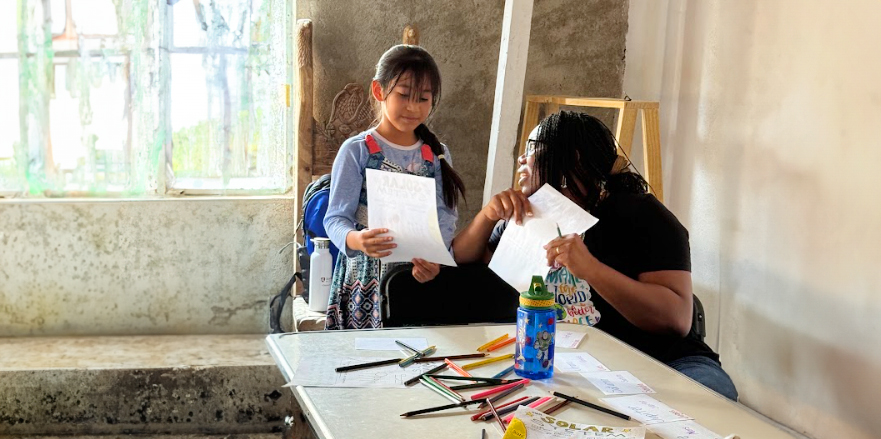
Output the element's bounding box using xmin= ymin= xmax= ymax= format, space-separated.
xmin=545 ymin=266 xmax=601 ymax=326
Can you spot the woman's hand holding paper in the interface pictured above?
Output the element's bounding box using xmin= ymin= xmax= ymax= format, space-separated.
xmin=481 ymin=188 xmax=533 ymax=225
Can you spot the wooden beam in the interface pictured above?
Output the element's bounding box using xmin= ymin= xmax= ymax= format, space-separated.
xmin=295 ymin=19 xmax=314 ymax=248
xmin=484 ymin=0 xmax=534 ymax=204
xmin=526 ymin=95 xmax=659 ymax=109
xmin=614 ymin=107 xmax=638 ymax=157
xmin=641 ymin=108 xmax=664 ymax=203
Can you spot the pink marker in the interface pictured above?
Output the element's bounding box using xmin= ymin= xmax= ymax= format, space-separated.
xmin=470 ymin=379 xmax=531 ymax=400
xmin=503 ymin=396 xmax=551 ymax=423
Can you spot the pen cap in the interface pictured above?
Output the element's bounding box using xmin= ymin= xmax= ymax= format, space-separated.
xmin=519 ymin=275 xmax=554 ymax=310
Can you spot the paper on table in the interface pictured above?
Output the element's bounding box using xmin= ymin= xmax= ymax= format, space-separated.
xmin=599 ymin=395 xmax=693 ymax=425
xmin=555 ymin=330 xmax=587 ymax=349
xmin=647 ymin=420 xmax=724 ymax=439
xmin=554 ymin=352 xmax=610 ymax=373
xmin=284 ymin=356 xmax=444 ymax=388
xmin=366 ymin=169 xmax=456 ymax=266
xmin=489 ymin=184 xmax=598 ymax=292
xmin=580 ymin=371 xmax=656 ymax=395
xmin=503 ymin=406 xmax=646 ymax=439
xmin=354 ymin=337 xmax=428 ymax=351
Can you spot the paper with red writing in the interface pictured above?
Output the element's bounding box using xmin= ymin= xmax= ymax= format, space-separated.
xmin=554 ymin=352 xmax=610 ymax=373
xmin=647 ymin=420 xmax=724 ymax=439
xmin=580 ymin=370 xmax=656 ymax=395
xmin=555 ymin=330 xmax=587 ymax=349
xmin=599 ymin=395 xmax=693 ymax=425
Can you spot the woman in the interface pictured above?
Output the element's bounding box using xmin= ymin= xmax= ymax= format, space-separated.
xmin=452 ymin=111 xmax=738 ymax=401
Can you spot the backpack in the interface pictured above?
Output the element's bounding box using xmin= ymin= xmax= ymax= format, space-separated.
xmin=268 ymin=174 xmax=339 ymax=334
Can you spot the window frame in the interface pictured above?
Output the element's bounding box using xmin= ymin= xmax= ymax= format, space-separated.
xmin=0 ymin=0 xmax=293 ymax=198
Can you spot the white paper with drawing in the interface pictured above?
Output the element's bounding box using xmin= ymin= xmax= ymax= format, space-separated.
xmin=365 ymin=169 xmax=456 ymax=266
xmin=503 ymin=406 xmax=646 ymax=439
xmin=489 ymin=184 xmax=598 ymax=292
xmin=599 ymin=394 xmax=693 ymax=425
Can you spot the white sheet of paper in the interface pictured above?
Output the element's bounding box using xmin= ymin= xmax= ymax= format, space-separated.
xmin=506 ymin=406 xmax=646 ymax=439
xmin=554 ymin=352 xmax=610 ymax=373
xmin=580 ymin=371 xmax=656 ymax=395
xmin=599 ymin=395 xmax=693 ymax=425
xmin=354 ymin=337 xmax=428 ymax=351
xmin=366 ymin=169 xmax=456 ymax=266
xmin=647 ymin=420 xmax=724 ymax=439
xmin=284 ymin=356 xmax=444 ymax=388
xmin=555 ymin=330 xmax=587 ymax=349
xmin=489 ymin=184 xmax=598 ymax=292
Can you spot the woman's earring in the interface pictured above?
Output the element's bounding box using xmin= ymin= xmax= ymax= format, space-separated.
xmin=561 ymin=176 xmax=568 ymax=189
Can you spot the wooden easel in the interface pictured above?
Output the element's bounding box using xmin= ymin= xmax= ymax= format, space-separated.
xmin=515 ymin=96 xmax=664 ymax=203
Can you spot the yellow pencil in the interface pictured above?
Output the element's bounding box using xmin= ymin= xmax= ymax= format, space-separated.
xmin=476 ymin=334 xmax=509 ymax=352
xmin=462 ymin=353 xmax=515 ymax=370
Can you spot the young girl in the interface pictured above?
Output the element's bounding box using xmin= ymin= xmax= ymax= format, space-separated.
xmin=323 ymin=45 xmax=466 ymax=330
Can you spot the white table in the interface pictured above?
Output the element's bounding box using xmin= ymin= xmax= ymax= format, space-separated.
xmin=266 ymin=323 xmax=796 ymax=439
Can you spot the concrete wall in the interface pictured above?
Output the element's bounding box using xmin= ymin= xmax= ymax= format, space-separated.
xmin=298 ymin=0 xmax=628 ymax=223
xmin=625 ymin=1 xmax=881 ymax=438
xmin=0 ymin=198 xmax=294 ymax=336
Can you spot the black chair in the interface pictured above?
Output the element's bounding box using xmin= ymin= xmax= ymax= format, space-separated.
xmin=692 ymin=294 xmax=706 ymax=341
xmin=380 ymin=263 xmax=518 ymax=327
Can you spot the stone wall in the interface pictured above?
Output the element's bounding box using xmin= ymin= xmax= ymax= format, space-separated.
xmin=298 ymin=0 xmax=628 ymax=222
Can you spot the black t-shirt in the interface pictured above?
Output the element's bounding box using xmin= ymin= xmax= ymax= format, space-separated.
xmin=489 ymin=192 xmax=718 ymax=364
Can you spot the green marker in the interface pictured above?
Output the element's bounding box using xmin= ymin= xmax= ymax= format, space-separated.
xmin=556 ymin=223 xmax=563 ymax=238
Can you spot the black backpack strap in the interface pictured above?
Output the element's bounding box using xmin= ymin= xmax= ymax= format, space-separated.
xmin=269 ymin=272 xmax=303 ymax=334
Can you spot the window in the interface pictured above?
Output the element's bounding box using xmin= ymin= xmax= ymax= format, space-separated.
xmin=1 ymin=0 xmax=290 ymax=197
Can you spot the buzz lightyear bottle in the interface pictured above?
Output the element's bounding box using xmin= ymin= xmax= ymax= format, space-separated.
xmin=514 ymin=275 xmax=556 ymax=380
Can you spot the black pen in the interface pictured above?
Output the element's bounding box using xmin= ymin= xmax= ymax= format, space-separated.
xmin=335 ymin=358 xmax=401 ymax=372
xmin=551 ymin=391 xmax=631 ymax=421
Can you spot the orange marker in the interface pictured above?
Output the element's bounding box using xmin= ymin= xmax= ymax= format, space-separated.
xmin=486 ymin=337 xmax=515 ymax=352
xmin=444 ymin=358 xmax=472 ymax=377
xmin=476 ymin=334 xmax=509 ymax=352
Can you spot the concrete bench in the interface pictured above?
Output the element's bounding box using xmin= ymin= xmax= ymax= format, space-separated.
xmin=0 ymin=335 xmax=291 ymax=437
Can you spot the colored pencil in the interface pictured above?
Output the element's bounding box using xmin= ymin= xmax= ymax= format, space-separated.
xmin=414 ymin=353 xmax=488 ymax=363
xmin=504 ymin=396 xmax=551 ymax=423
xmin=478 ymin=380 xmax=526 ymax=409
xmin=427 ymin=375 xmax=510 ymax=384
xmin=419 ymin=377 xmax=460 ymax=403
xmin=427 ymin=376 xmax=465 ymax=402
xmin=485 ymin=398 xmax=507 ymax=433
xmin=404 ymin=363 xmax=448 ymax=386
xmin=400 ymin=345 xmax=436 ymax=367
xmin=543 ymin=399 xmax=571 ymax=415
xmin=476 ymin=334 xmax=509 ymax=352
xmin=395 ymin=339 xmax=422 ymax=354
xmin=399 ymin=399 xmax=484 ymax=417
xmin=471 ymin=396 xmax=530 ymax=421
xmin=470 ymin=379 xmax=531 ymax=400
xmin=533 ymin=397 xmax=559 ymax=413
xmin=486 ymin=337 xmax=516 ymax=352
xmin=478 ymin=396 xmax=540 ymax=421
xmin=551 ymin=391 xmax=631 ymax=421
xmin=492 ymin=365 xmax=516 ymax=379
xmin=449 ymin=382 xmax=504 ymax=391
xmin=335 ymin=358 xmax=401 ymax=372
xmin=444 ymin=358 xmax=472 ymax=377
xmin=462 ymin=353 xmax=514 ymax=370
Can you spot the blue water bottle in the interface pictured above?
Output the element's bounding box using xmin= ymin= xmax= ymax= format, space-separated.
xmin=514 ymin=275 xmax=556 ymax=380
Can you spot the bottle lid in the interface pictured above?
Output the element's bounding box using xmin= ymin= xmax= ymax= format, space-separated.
xmin=312 ymin=237 xmax=331 ymax=249
xmin=519 ymin=275 xmax=555 ymax=309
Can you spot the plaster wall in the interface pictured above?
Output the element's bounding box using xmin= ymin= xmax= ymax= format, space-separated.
xmin=0 ymin=198 xmax=294 ymax=336
xmin=298 ymin=0 xmax=628 ymax=223
xmin=625 ymin=1 xmax=881 ymax=438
